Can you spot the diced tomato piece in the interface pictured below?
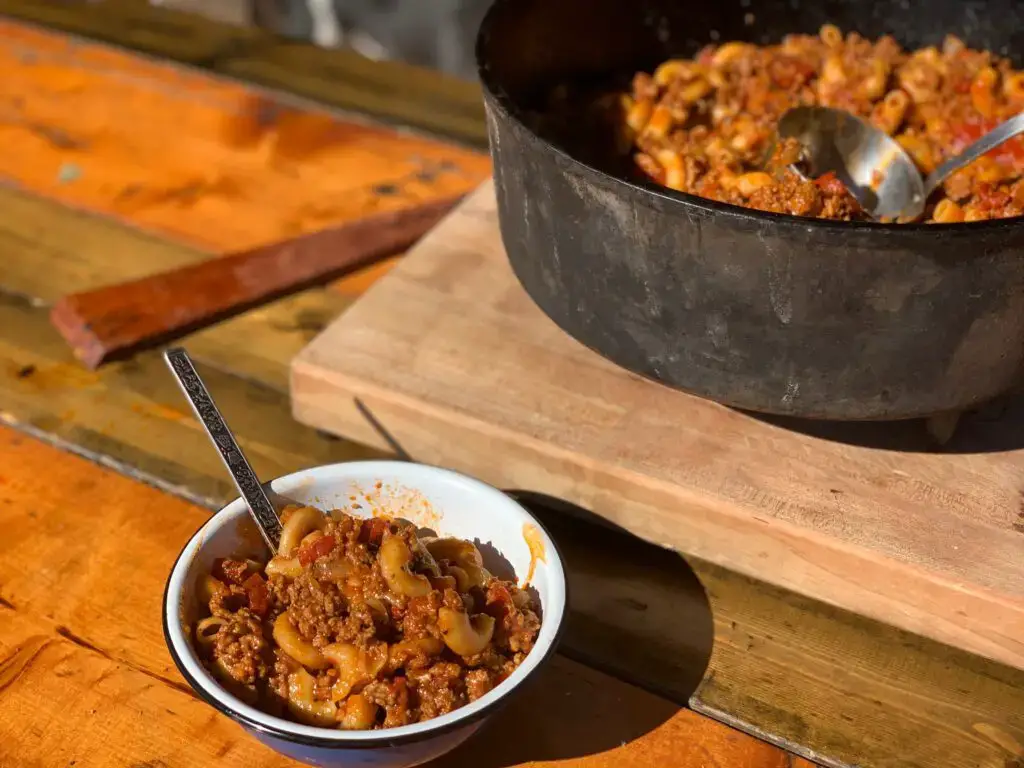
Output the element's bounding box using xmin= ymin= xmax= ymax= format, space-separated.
xmin=297 ymin=534 xmax=336 ymax=566
xmin=484 ymin=582 xmax=514 ymax=621
xmin=950 ymin=119 xmax=1024 ymax=166
xmin=973 ymin=182 xmax=1012 ymax=212
xmin=814 ymin=171 xmax=849 ymax=196
xmin=359 ymin=518 xmax=390 ymax=548
xmin=242 ymin=573 xmax=269 ymax=616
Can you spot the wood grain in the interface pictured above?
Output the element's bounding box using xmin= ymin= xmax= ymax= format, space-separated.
xmin=0 ymin=190 xmax=1021 ymax=768
xmin=291 ymin=182 xmax=1024 ymax=672
xmin=0 ymin=184 xmax=350 ymax=394
xmin=691 ymin=559 xmax=1024 ymax=768
xmin=50 ymin=194 xmax=462 ymax=367
xmin=0 ymin=0 xmax=488 ymax=147
xmin=0 ymin=291 xmax=378 ymax=508
xmin=0 ymin=18 xmax=490 ymax=254
xmin=0 ymin=425 xmax=813 ymax=768
xmin=0 ymin=13 xmax=1017 ymax=767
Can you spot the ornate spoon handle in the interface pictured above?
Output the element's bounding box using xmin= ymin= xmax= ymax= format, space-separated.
xmin=165 ymin=347 xmax=282 ymax=553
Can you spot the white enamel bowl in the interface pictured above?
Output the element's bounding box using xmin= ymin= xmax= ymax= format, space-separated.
xmin=163 ymin=461 xmax=567 ymax=768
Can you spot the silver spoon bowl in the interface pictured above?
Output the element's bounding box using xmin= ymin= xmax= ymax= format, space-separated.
xmin=776 ymin=105 xmax=1024 ymax=221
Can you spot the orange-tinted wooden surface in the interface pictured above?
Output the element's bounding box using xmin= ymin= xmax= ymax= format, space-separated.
xmin=0 ymin=18 xmax=490 ymax=259
xmin=0 ymin=425 xmax=813 ymax=768
xmin=0 ymin=16 xmax=814 ymax=767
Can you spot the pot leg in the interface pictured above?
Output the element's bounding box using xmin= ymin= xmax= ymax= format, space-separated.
xmin=925 ymin=411 xmax=962 ymax=446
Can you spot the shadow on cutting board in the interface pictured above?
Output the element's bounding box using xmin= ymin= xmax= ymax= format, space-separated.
xmin=743 ymin=392 xmax=1024 ymax=454
xmin=354 ymin=399 xmax=716 ymax=765
xmin=437 ymin=490 xmax=716 ymax=768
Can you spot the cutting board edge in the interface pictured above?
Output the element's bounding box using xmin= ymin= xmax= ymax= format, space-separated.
xmin=290 ymin=353 xmax=1024 ymax=672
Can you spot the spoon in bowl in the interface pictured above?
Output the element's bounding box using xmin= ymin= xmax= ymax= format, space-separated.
xmin=165 ymin=347 xmax=282 ymax=552
xmin=776 ymin=105 xmax=1024 ymax=221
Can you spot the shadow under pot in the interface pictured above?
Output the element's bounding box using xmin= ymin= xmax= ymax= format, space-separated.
xmin=475 ymin=0 xmax=1024 ymax=421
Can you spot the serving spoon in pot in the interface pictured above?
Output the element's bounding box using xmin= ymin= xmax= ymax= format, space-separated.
xmin=776 ymin=105 xmax=1024 ymax=221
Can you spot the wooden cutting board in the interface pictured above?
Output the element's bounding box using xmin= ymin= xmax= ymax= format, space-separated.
xmin=292 ymin=181 xmax=1024 ymax=671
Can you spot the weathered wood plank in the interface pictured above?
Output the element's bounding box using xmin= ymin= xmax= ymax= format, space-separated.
xmin=0 ymin=0 xmax=488 ymax=146
xmin=0 ymin=609 xmax=292 ymax=767
xmin=0 ymin=284 xmax=1020 ymax=768
xmin=0 ymin=12 xmax=1014 ymax=768
xmin=693 ymin=560 xmax=1024 ymax=768
xmin=514 ymin=499 xmax=1024 ymax=768
xmin=0 ymin=425 xmax=813 ymax=768
xmin=50 ymin=194 xmax=462 ymax=368
xmin=0 ymin=18 xmax=490 ymax=254
xmin=0 ymin=184 xmax=348 ymax=393
xmin=0 ymin=291 xmax=378 ymax=508
xmin=290 ymin=185 xmax=1024 ymax=768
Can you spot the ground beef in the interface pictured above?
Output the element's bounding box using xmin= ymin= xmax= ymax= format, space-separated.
xmin=464 ymin=669 xmax=494 ymax=702
xmin=483 ymin=582 xmax=542 ymax=655
xmin=313 ymin=667 xmax=340 ymax=702
xmin=212 ymin=608 xmax=268 ymax=686
xmin=400 ymin=591 xmax=444 ymax=640
xmin=283 ymin=574 xmax=347 ymax=648
xmin=408 ymin=662 xmax=465 ymax=720
xmin=197 ymin=506 xmax=543 ymax=730
xmin=362 ymin=677 xmax=411 ymax=728
xmin=267 ymin=649 xmax=296 ymax=702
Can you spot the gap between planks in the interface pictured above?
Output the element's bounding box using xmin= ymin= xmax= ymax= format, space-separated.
xmin=291 ymin=183 xmax=1024 ymax=672
xmin=0 ymin=167 xmax=1020 ymax=768
xmin=0 ymin=15 xmax=1017 ymax=768
xmin=0 ymin=424 xmax=813 ymax=768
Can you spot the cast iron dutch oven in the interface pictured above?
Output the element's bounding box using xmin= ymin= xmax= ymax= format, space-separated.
xmin=475 ymin=0 xmax=1024 ymax=420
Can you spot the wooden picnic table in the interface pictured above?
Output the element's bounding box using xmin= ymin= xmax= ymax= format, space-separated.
xmin=0 ymin=4 xmax=1020 ymax=768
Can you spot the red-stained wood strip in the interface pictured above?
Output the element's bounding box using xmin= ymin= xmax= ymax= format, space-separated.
xmin=49 ymin=194 xmax=462 ymax=367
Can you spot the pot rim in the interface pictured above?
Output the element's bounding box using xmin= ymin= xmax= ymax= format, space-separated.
xmin=475 ymin=0 xmax=1024 ymax=237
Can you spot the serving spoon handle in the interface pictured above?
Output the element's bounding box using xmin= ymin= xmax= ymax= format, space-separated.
xmin=924 ymin=112 xmax=1024 ymax=195
xmin=164 ymin=347 xmax=282 ymax=553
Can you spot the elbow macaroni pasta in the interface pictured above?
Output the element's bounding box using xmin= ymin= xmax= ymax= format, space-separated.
xmin=278 ymin=505 xmax=329 ymax=556
xmin=193 ymin=506 xmax=541 ymax=730
xmin=287 ymin=667 xmax=338 ymax=727
xmin=613 ymin=25 xmax=1024 ymax=222
xmin=438 ymin=608 xmax=496 ymax=657
xmin=273 ymin=613 xmax=330 ymax=670
xmin=380 ymin=535 xmax=433 ymax=597
xmin=195 ymin=616 xmax=225 ymax=647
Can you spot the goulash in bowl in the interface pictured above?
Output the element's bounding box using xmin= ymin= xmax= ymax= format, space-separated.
xmin=193 ymin=505 xmax=541 ymax=730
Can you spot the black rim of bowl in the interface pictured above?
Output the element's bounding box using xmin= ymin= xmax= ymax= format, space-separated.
xmin=161 ymin=500 xmax=568 ymax=750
